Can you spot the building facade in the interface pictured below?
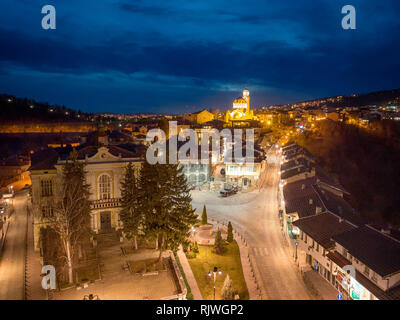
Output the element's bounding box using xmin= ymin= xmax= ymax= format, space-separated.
xmin=30 ymin=145 xmax=144 ymax=252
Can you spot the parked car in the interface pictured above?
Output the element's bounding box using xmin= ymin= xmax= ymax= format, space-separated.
xmin=220 ymin=187 xmax=237 ymax=197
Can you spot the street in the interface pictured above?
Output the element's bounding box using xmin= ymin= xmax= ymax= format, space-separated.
xmin=0 ymin=191 xmax=28 ymax=300
xmin=191 ymin=148 xmax=312 ymax=299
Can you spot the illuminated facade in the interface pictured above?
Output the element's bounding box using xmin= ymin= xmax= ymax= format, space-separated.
xmin=225 ymin=89 xmax=255 ymax=124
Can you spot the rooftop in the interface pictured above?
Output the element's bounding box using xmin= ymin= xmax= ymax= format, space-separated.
xmin=293 ymin=212 xmax=356 ymax=249
xmin=332 ymin=225 xmax=400 ymax=277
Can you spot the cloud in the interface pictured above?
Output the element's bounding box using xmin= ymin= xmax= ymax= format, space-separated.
xmin=0 ymin=0 xmax=400 ymax=112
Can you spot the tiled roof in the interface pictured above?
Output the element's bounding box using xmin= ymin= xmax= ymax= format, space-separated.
xmin=281 ymin=157 xmax=313 ymax=172
xmin=285 ymin=193 xmax=323 ymax=218
xmin=313 ymin=185 xmax=366 ymax=226
xmin=29 ymin=149 xmax=59 ymax=171
xmin=293 ymin=212 xmax=356 ymax=249
xmin=327 ymin=251 xmax=400 ymax=300
xmin=281 ymin=166 xmax=313 ymax=180
xmin=315 ymin=167 xmax=348 ymax=194
xmin=284 ymin=148 xmax=314 ymax=161
xmin=332 ymin=225 xmax=400 ymax=277
xmin=283 ymin=177 xmax=316 ymax=201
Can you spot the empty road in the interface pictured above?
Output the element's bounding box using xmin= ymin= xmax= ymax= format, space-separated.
xmin=192 ymin=148 xmax=312 ymax=299
xmin=0 ymin=191 xmax=28 ymax=300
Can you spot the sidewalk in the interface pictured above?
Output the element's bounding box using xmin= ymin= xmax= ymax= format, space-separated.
xmin=302 ymin=268 xmax=337 ymax=300
xmin=176 ymin=247 xmax=203 ymax=300
xmin=234 ymin=232 xmax=263 ymax=300
xmin=25 ymin=207 xmax=46 ymax=300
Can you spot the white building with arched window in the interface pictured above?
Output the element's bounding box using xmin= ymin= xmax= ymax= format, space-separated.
xmin=30 ymin=145 xmax=145 ymax=251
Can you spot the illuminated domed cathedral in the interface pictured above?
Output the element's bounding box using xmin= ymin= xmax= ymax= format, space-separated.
xmin=225 ymin=89 xmax=255 ymax=126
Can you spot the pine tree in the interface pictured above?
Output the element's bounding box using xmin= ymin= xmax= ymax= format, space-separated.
xmin=214 ymin=229 xmax=224 ymax=254
xmin=202 ymin=205 xmax=208 ymax=225
xmin=192 ymin=241 xmax=199 ymax=253
xmin=221 ymin=275 xmax=235 ymax=300
xmin=49 ymin=149 xmax=91 ymax=284
xmin=227 ymin=221 xmax=233 ymax=243
xmin=119 ymin=162 xmax=141 ymax=249
xmin=138 ymin=160 xmax=197 ymax=260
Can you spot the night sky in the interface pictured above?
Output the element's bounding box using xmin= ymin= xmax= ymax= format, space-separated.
xmin=1 ymin=0 xmax=400 ymax=114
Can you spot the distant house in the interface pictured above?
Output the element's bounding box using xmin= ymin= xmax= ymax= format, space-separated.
xmin=183 ymin=109 xmax=214 ymax=125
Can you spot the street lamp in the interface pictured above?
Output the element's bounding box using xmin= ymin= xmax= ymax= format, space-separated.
xmin=208 ymin=266 xmax=222 ymax=300
xmin=295 ymin=241 xmax=299 ymax=261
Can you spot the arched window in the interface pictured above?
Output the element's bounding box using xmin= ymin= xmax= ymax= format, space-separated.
xmin=98 ymin=174 xmax=111 ymax=200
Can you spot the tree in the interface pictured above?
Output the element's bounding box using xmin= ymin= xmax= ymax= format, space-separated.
xmin=202 ymin=205 xmax=208 ymax=225
xmin=138 ymin=160 xmax=197 ymax=261
xmin=119 ymin=162 xmax=141 ymax=250
xmin=221 ymin=274 xmax=235 ymax=300
xmin=214 ymin=229 xmax=224 ymax=254
xmin=227 ymin=221 xmax=233 ymax=243
xmin=49 ymin=149 xmax=91 ymax=284
xmin=191 ymin=241 xmax=199 ymax=253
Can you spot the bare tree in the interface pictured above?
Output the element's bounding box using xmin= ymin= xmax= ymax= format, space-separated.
xmin=48 ymin=150 xmax=91 ymax=284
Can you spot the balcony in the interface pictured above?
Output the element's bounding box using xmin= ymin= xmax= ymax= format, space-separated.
xmin=90 ymin=198 xmax=121 ymax=210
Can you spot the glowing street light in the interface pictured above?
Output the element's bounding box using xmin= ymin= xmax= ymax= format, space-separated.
xmin=208 ymin=266 xmax=222 ymax=300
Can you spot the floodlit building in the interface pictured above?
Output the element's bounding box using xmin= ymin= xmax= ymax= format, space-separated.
xmin=225 ymin=89 xmax=255 ymax=126
xmin=29 ymin=144 xmax=146 ymax=252
xmin=183 ymin=109 xmax=215 ymax=125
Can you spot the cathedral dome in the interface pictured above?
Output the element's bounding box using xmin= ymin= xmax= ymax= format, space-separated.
xmin=233 ymin=97 xmax=247 ymax=109
xmin=233 ymin=97 xmax=246 ymax=104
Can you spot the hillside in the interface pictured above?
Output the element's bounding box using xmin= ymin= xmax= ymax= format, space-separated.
xmin=0 ymin=94 xmax=91 ymax=123
xmin=294 ymin=119 xmax=400 ymax=228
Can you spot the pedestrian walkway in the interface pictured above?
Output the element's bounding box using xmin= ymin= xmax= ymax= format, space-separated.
xmin=25 ymin=206 xmax=46 ymax=300
xmin=302 ymin=268 xmax=338 ymax=300
xmin=251 ymin=247 xmax=269 ymax=257
xmin=176 ymin=246 xmax=202 ymax=300
xmin=235 ymin=235 xmax=263 ymax=300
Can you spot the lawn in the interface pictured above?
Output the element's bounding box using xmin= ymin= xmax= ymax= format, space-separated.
xmin=75 ymin=263 xmax=101 ymax=283
xmin=188 ymin=241 xmax=249 ymax=300
xmin=129 ymin=258 xmax=165 ymax=273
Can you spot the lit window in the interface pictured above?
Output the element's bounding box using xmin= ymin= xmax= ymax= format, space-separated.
xmin=99 ymin=174 xmax=111 ymax=200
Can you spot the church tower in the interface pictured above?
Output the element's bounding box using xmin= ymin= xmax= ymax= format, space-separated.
xmin=243 ymin=89 xmax=250 ymax=112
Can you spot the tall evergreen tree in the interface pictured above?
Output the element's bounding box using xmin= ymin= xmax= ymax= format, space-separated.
xmin=227 ymin=221 xmax=233 ymax=243
xmin=119 ymin=162 xmax=141 ymax=249
xmin=214 ymin=229 xmax=224 ymax=254
xmin=50 ymin=149 xmax=91 ymax=284
xmin=138 ymin=161 xmax=197 ymax=260
xmin=202 ymin=205 xmax=208 ymax=225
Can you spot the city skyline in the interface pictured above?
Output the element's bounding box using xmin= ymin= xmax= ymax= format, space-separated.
xmin=1 ymin=0 xmax=400 ymax=113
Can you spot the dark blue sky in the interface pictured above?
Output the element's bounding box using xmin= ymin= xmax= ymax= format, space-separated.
xmin=1 ymin=0 xmax=400 ymax=113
